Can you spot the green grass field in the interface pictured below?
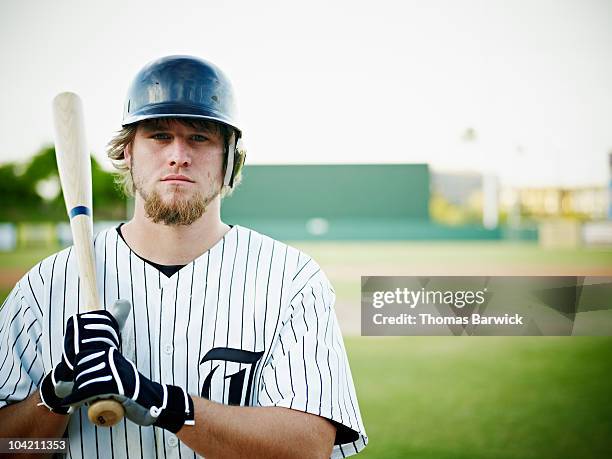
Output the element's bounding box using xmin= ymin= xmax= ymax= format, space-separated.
xmin=293 ymin=241 xmax=612 ymax=270
xmin=347 ymin=336 xmax=612 ymax=459
xmin=1 ymin=241 xmax=612 ymax=458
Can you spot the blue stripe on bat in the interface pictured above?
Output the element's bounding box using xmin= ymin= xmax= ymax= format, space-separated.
xmin=69 ymin=206 xmax=91 ymax=218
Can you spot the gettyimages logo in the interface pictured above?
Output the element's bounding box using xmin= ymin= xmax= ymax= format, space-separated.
xmin=372 ymin=287 xmax=487 ymax=309
xmin=361 ymin=276 xmax=612 ymax=336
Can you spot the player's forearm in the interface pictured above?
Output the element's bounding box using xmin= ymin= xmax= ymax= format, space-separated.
xmin=0 ymin=391 xmax=70 ymax=459
xmin=177 ymin=396 xmax=335 ymax=458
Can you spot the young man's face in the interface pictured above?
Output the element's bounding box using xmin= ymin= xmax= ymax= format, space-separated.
xmin=125 ymin=119 xmax=226 ymax=225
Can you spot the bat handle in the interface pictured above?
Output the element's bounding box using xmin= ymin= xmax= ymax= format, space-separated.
xmin=87 ymin=399 xmax=125 ymax=427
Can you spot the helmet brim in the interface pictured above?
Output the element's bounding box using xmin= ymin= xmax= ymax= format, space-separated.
xmin=122 ymin=102 xmax=241 ymax=135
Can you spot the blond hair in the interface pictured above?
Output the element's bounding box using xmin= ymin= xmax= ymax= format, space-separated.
xmin=107 ymin=118 xmax=244 ymax=197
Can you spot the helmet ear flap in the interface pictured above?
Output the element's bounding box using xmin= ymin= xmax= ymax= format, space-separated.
xmin=223 ymin=134 xmax=246 ymax=189
xmin=231 ymin=138 xmax=246 ymax=188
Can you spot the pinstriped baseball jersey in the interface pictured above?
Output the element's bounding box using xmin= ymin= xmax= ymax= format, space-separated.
xmin=0 ymin=224 xmax=367 ymax=458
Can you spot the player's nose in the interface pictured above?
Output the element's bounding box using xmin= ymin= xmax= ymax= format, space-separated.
xmin=167 ymin=137 xmax=192 ymax=168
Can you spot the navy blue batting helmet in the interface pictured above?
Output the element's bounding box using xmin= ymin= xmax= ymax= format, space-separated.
xmin=122 ymin=55 xmax=240 ymax=132
xmin=122 ymin=55 xmax=245 ymax=187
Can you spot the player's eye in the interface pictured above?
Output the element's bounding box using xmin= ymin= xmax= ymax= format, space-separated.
xmin=151 ymin=133 xmax=171 ymax=140
xmin=191 ymin=134 xmax=208 ymax=142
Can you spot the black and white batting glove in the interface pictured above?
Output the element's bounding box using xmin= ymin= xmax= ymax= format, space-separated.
xmin=38 ymin=300 xmax=132 ymax=414
xmin=38 ymin=359 xmax=74 ymax=414
xmin=60 ymin=348 xmax=195 ymax=433
xmin=63 ymin=300 xmax=132 ymax=367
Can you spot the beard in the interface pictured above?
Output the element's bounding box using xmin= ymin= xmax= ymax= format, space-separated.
xmin=131 ymin=169 xmax=220 ymax=226
xmin=143 ymin=188 xmax=217 ymax=226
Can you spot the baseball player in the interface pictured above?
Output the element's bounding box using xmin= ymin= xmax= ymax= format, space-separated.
xmin=0 ymin=55 xmax=367 ymax=458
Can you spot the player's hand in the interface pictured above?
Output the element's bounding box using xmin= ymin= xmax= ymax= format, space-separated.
xmin=62 ymin=299 xmax=132 ymax=369
xmin=38 ymin=299 xmax=131 ymax=415
xmin=60 ymin=348 xmax=194 ymax=433
xmin=38 ymin=359 xmax=74 ymax=414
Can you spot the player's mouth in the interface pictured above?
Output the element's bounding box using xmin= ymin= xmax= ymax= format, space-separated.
xmin=161 ymin=174 xmax=195 ymax=183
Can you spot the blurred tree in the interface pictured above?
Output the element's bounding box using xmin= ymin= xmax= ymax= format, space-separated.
xmin=22 ymin=146 xmax=57 ymax=183
xmin=0 ymin=146 xmax=125 ymax=221
xmin=429 ymin=193 xmax=481 ymax=226
xmin=91 ymin=156 xmax=126 ymax=219
xmin=461 ymin=127 xmax=477 ymax=143
xmin=0 ymin=162 xmax=42 ymax=220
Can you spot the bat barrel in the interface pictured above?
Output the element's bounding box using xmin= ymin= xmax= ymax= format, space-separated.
xmin=52 ymin=92 xmax=100 ymax=310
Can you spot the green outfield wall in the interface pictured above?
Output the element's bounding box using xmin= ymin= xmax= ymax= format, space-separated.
xmin=221 ymin=164 xmax=537 ymax=241
xmin=222 ymin=164 xmax=430 ymax=220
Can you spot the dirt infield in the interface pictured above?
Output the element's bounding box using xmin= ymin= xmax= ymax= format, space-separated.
xmin=0 ymin=268 xmax=26 ymax=289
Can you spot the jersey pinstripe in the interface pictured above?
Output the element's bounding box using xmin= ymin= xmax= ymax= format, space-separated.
xmin=0 ymin=225 xmax=367 ymax=458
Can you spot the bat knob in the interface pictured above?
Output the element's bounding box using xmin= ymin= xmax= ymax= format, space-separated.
xmin=88 ymin=399 xmax=125 ymax=427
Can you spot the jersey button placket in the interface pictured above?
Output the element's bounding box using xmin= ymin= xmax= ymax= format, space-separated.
xmin=160 ymin=276 xmax=177 ymax=384
xmin=167 ymin=435 xmax=179 ymax=447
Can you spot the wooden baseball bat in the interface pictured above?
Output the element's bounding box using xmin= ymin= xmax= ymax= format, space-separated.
xmin=52 ymin=92 xmax=125 ymax=427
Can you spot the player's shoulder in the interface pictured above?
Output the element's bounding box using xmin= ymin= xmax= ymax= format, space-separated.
xmin=17 ymin=226 xmax=116 ymax=294
xmin=17 ymin=245 xmax=70 ymax=290
xmin=233 ymin=225 xmax=329 ymax=287
xmin=9 ymin=243 xmax=69 ymax=316
xmin=234 ymin=225 xmax=316 ymax=262
xmin=9 ymin=225 xmax=117 ymax=316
